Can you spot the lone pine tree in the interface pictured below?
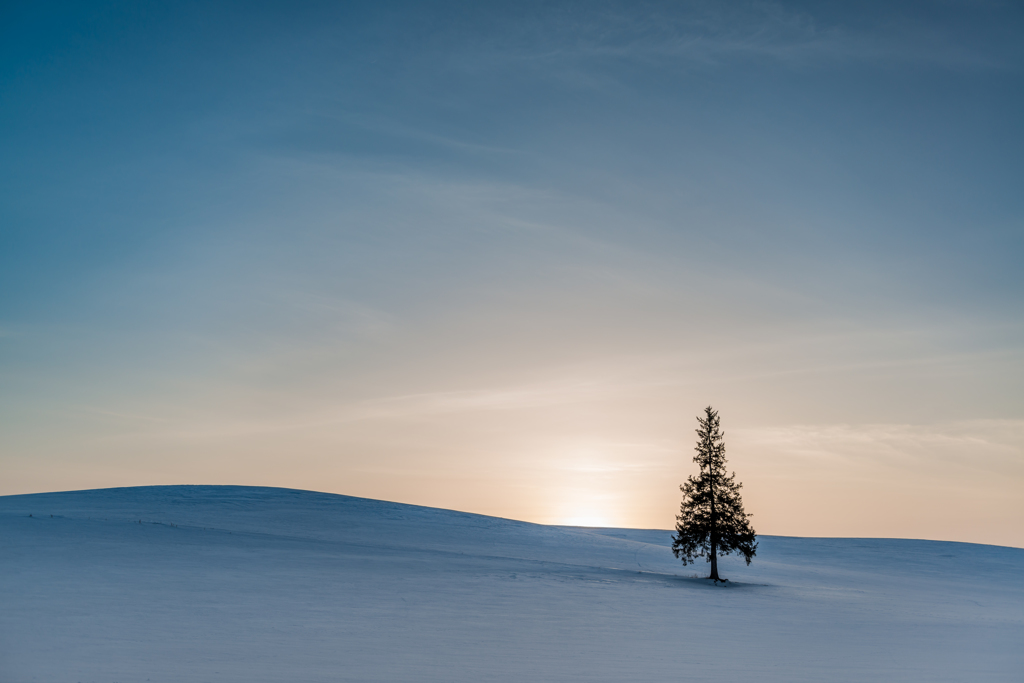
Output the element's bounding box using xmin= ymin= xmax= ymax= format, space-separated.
xmin=672 ymin=406 xmax=757 ymax=582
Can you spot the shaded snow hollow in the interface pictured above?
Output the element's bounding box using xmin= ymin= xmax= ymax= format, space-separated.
xmin=1 ymin=485 xmax=1021 ymax=682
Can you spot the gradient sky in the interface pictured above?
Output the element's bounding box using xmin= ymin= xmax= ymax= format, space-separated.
xmin=2 ymin=0 xmax=1022 ymax=545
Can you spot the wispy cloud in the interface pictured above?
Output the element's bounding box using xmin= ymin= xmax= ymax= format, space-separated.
xmin=443 ymin=0 xmax=1018 ymax=75
xmin=734 ymin=420 xmax=1024 ymax=479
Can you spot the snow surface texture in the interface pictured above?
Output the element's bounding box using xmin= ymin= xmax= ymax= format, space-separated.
xmin=1 ymin=486 xmax=1021 ymax=682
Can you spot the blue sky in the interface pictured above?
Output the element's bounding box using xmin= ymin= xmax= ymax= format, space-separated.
xmin=2 ymin=1 xmax=1022 ymax=542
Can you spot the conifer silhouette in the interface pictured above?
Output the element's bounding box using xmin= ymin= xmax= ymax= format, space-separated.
xmin=672 ymin=406 xmax=757 ymax=582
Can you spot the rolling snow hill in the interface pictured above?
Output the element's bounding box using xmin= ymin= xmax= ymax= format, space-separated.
xmin=1 ymin=485 xmax=1021 ymax=682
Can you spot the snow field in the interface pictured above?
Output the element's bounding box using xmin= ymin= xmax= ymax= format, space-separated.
xmin=1 ymin=485 xmax=1021 ymax=682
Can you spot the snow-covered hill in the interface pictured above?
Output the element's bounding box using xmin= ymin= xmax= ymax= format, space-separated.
xmin=1 ymin=485 xmax=1021 ymax=682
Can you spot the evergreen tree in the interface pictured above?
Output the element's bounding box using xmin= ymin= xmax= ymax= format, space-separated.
xmin=672 ymin=406 xmax=757 ymax=582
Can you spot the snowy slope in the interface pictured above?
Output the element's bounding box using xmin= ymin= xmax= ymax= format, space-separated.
xmin=1 ymin=486 xmax=1021 ymax=682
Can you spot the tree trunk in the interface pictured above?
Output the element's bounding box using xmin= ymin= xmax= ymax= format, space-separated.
xmin=709 ymin=533 xmax=720 ymax=581
xmin=709 ymin=456 xmax=721 ymax=582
